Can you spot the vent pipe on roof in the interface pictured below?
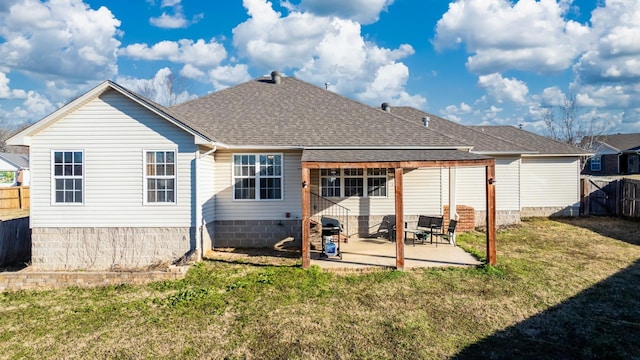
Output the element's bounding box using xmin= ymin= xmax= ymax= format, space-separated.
xmin=422 ymin=116 xmax=430 ymax=127
xmin=271 ymin=71 xmax=281 ymax=84
xmin=381 ymin=102 xmax=390 ymax=112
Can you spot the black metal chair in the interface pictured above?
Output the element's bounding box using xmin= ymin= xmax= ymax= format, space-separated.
xmin=431 ymin=219 xmax=457 ymax=246
xmin=381 ymin=215 xmax=396 ymax=242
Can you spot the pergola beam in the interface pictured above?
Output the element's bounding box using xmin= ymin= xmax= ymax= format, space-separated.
xmin=486 ymin=163 xmax=497 ymax=265
xmin=394 ymin=168 xmax=404 ymax=270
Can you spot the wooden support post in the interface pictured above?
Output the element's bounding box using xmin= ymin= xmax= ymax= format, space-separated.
xmin=395 ymin=168 xmax=404 ymax=270
xmin=301 ymin=167 xmax=311 ymax=269
xmin=486 ymin=163 xmax=497 ymax=265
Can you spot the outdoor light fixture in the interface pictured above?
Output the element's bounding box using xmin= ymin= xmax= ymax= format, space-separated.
xmin=488 ymin=178 xmax=496 ymax=185
xmin=302 ymin=181 xmax=308 ymax=188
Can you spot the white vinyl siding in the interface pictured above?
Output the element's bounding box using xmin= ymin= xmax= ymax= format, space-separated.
xmin=29 ymin=89 xmax=197 ymax=227
xmin=444 ymin=158 xmax=520 ymax=212
xmin=214 ymin=150 xmax=301 ymax=220
xmin=521 ymin=157 xmax=580 ymax=208
xmin=199 ymin=152 xmax=216 ymax=224
xmin=403 ymin=168 xmax=443 ymax=215
xmin=495 ymin=157 xmax=521 ymax=211
xmin=452 ymin=167 xmax=487 ymax=210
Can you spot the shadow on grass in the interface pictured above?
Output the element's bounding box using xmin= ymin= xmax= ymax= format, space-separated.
xmin=204 ymin=248 xmax=302 ymax=268
xmin=554 ymin=216 xmax=640 ymax=246
xmin=454 ymin=259 xmax=640 ymax=360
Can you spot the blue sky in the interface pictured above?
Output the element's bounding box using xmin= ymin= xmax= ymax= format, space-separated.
xmin=1 ymin=0 xmax=639 ymax=137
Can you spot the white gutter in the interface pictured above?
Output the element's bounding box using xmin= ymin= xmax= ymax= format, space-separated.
xmin=222 ymin=145 xmax=303 ymax=150
xmin=304 ymin=145 xmax=474 ymax=151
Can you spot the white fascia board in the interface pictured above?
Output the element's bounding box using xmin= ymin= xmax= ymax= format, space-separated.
xmin=223 ymin=145 xmax=304 ymax=150
xmin=522 ymin=153 xmax=592 ymax=157
xmin=304 ymin=145 xmax=474 ymax=151
xmin=471 ymin=150 xmax=538 ymax=155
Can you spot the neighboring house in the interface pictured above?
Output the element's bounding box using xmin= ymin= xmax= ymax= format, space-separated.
xmin=0 ymin=153 xmax=29 ymax=187
xmin=7 ymin=73 xmax=580 ymax=270
xmin=581 ymin=133 xmax=640 ymax=175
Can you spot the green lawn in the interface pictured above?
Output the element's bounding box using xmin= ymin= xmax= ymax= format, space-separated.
xmin=1 ymin=217 xmax=639 ymax=359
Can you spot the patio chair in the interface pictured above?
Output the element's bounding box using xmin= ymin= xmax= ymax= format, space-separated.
xmin=431 ymin=219 xmax=457 ymax=247
xmin=381 ymin=215 xmax=396 ymax=241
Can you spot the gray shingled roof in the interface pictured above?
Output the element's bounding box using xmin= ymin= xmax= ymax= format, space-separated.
xmin=301 ymin=149 xmax=491 ymax=163
xmin=585 ymin=133 xmax=640 ymax=152
xmin=472 ymin=126 xmax=590 ymax=155
xmin=391 ymin=107 xmax=533 ymax=154
xmin=169 ymin=76 xmax=470 ymax=148
xmin=0 ymin=153 xmax=29 ymax=168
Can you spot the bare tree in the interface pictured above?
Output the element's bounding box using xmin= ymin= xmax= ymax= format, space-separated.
xmin=543 ymin=94 xmax=608 ymax=148
xmin=134 ymin=70 xmax=194 ymax=107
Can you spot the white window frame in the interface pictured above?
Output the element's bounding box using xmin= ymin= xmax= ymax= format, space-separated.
xmin=144 ymin=149 xmax=177 ymax=205
xmin=590 ymin=155 xmax=601 ymax=172
xmin=51 ymin=150 xmax=84 ymax=205
xmin=232 ymin=153 xmax=283 ymax=201
xmin=319 ymin=168 xmax=388 ymax=198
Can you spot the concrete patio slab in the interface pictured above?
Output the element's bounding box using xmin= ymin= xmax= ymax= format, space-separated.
xmin=311 ymin=237 xmax=481 ymax=269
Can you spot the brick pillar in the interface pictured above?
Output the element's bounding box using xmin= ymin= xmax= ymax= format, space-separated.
xmin=443 ymin=205 xmax=475 ymax=232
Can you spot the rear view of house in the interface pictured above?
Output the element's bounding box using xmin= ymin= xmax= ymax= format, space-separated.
xmin=7 ymin=73 xmax=583 ymax=270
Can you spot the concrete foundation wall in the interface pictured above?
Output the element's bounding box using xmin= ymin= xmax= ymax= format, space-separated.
xmin=213 ymin=220 xmax=302 ymax=248
xmin=521 ymin=206 xmax=580 ymax=217
xmin=474 ymin=210 xmax=522 ymax=228
xmin=31 ymin=227 xmax=195 ymax=270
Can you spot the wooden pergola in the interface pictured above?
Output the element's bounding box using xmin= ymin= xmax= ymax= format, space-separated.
xmin=300 ymin=155 xmax=497 ymax=270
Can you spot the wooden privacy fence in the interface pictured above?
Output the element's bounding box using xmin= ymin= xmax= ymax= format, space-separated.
xmin=0 ymin=186 xmax=30 ymax=209
xmin=581 ymin=178 xmax=640 ymax=218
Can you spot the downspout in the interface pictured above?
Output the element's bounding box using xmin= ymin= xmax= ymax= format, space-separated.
xmin=194 ymin=145 xmax=218 ymax=261
xmin=448 ymin=167 xmax=458 ymax=245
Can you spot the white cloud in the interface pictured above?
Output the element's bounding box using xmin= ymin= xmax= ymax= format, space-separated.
xmin=116 ymin=68 xmax=198 ymax=106
xmin=0 ymin=72 xmax=27 ymax=99
xmin=290 ymin=0 xmax=394 ymax=24
xmin=573 ymin=1 xmax=640 ymax=83
xmin=208 ymin=64 xmax=252 ymax=90
xmin=477 ymin=73 xmax=529 ymax=104
xmin=120 ymin=39 xmax=227 ymax=68
xmin=0 ymin=0 xmax=121 ymax=81
xmin=539 ymin=87 xmax=566 ymax=107
xmin=576 ymin=84 xmax=630 ymax=108
xmin=433 ymin=0 xmax=590 ymax=74
xmin=179 ymin=64 xmax=206 ymax=80
xmin=440 ymin=102 xmax=473 ymax=122
xmin=233 ymin=0 xmax=423 ymax=108
xmin=149 ymin=0 xmax=203 ymax=29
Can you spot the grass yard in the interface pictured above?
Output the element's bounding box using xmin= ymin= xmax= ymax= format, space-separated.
xmin=1 ymin=217 xmax=639 ymax=359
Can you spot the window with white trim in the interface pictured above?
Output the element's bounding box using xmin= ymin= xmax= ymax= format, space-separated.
xmin=367 ymin=168 xmax=387 ymax=197
xmin=233 ymin=154 xmax=282 ymax=200
xmin=319 ymin=168 xmax=387 ymax=198
xmin=53 ymin=151 xmax=83 ymax=204
xmin=320 ymin=169 xmax=341 ymax=197
xmin=590 ymin=155 xmax=601 ymax=171
xmin=145 ymin=150 xmax=176 ymax=203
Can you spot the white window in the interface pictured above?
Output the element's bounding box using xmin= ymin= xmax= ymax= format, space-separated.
xmin=145 ymin=150 xmax=176 ymax=203
xmin=367 ymin=168 xmax=387 ymax=197
xmin=590 ymin=155 xmax=601 ymax=171
xmin=53 ymin=151 xmax=83 ymax=204
xmin=233 ymin=154 xmax=283 ymax=200
xmin=319 ymin=168 xmax=387 ymax=198
xmin=320 ymin=169 xmax=341 ymax=197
